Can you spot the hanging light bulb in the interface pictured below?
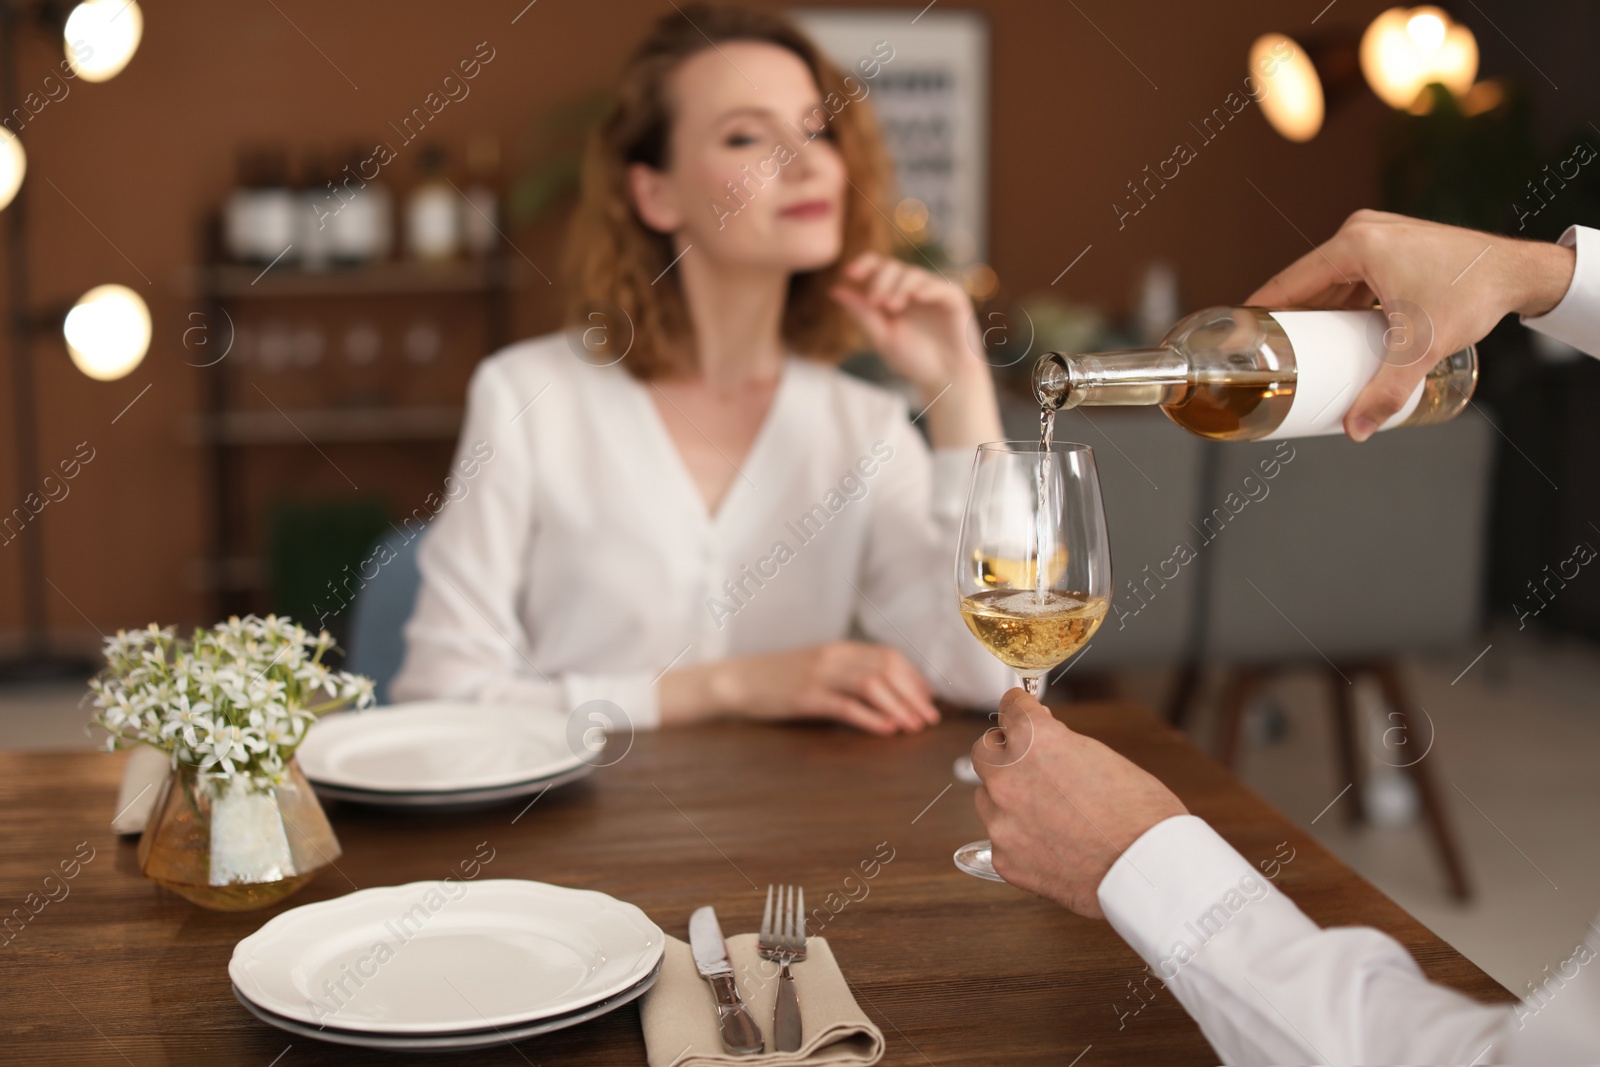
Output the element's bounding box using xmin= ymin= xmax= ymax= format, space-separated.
xmin=0 ymin=128 xmax=24 ymax=211
xmin=1360 ymin=6 xmax=1478 ymax=109
xmin=1405 ymin=10 xmax=1446 ymax=50
xmin=1250 ymin=34 xmax=1325 ymax=142
xmin=63 ymin=284 xmax=150 ymax=381
xmin=63 ymin=0 xmax=144 ymax=83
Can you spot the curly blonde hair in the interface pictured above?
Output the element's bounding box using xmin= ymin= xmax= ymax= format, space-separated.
xmin=562 ymin=3 xmax=895 ymax=379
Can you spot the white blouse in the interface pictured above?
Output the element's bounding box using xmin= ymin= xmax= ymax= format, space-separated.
xmin=390 ymin=332 xmax=1014 ymax=728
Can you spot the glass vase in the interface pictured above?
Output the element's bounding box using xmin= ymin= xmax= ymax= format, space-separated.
xmin=137 ymin=758 xmax=341 ymax=911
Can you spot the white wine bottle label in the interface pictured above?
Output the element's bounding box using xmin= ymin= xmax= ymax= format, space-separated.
xmin=1264 ymin=310 xmax=1424 ymax=439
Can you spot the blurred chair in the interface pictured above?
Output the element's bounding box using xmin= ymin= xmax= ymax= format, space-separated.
xmin=344 ymin=527 xmax=428 ymax=705
xmin=267 ymin=497 xmax=393 ymax=640
xmin=1181 ymin=414 xmax=1496 ymax=900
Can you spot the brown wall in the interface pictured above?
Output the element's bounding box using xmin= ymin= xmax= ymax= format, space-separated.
xmin=1 ymin=0 xmax=1399 ymax=647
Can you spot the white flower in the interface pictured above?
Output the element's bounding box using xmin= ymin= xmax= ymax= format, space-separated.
xmin=91 ymin=614 xmax=375 ymax=786
xmin=211 ymin=666 xmax=251 ymax=709
xmin=105 ymin=623 xmax=170 ymax=662
xmin=256 ymin=751 xmax=291 ymax=787
xmin=294 ymin=660 xmax=334 ymax=695
xmin=197 ymin=723 xmax=266 ymax=776
xmin=258 ymin=615 xmax=302 ymax=642
xmin=215 ymin=616 xmax=251 ymax=641
xmin=342 ymin=676 xmax=376 ymax=708
xmin=250 ymin=706 xmax=304 ymax=747
xmin=158 ymin=694 xmax=216 ymax=748
xmin=250 ymin=676 xmax=287 ymax=704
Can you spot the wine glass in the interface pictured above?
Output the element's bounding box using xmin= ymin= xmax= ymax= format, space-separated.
xmin=952 ymin=441 xmax=1111 ymax=880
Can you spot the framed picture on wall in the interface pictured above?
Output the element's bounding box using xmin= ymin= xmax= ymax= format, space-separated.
xmin=791 ymin=7 xmax=991 ymax=267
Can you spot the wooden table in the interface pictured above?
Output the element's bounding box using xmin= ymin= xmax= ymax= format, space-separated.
xmin=0 ymin=702 xmax=1511 ymax=1065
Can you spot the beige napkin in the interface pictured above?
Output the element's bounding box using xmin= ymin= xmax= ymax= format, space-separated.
xmin=111 ymin=746 xmax=170 ymax=835
xmin=640 ymin=933 xmax=884 ymax=1067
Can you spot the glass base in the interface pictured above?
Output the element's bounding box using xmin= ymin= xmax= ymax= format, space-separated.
xmin=146 ymin=870 xmax=321 ymax=912
xmin=953 ymin=839 xmax=1006 ymax=882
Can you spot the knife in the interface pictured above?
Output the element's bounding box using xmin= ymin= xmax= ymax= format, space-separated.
xmin=689 ymin=906 xmax=764 ymax=1055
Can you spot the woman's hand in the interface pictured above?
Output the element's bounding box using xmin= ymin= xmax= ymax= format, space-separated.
xmin=831 ymin=252 xmax=1002 ymax=448
xmin=659 ymin=641 xmax=941 ymax=735
xmin=831 ymin=252 xmax=982 ymax=395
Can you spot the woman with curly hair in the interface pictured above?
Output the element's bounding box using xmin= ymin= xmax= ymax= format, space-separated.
xmin=394 ymin=4 xmax=1012 ymax=733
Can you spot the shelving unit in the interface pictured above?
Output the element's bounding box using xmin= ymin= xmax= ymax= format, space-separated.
xmin=194 ymin=253 xmax=518 ymax=618
xmin=186 ymin=406 xmax=465 ymax=447
xmin=203 ymin=259 xmax=516 ymax=299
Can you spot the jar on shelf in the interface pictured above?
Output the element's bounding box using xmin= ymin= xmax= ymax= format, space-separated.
xmin=405 ymin=144 xmax=461 ymax=263
xmin=224 ymin=147 xmax=298 ymax=266
xmin=327 ymin=144 xmax=394 ymax=266
xmin=297 ymin=150 xmax=334 ymax=270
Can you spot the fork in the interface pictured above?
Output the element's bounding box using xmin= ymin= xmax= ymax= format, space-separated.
xmin=758 ymin=884 xmax=808 ymax=1053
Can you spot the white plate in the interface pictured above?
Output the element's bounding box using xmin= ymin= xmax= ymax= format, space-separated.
xmin=232 ymin=955 xmax=663 ymax=1051
xmin=297 ymin=703 xmax=590 ymax=793
xmin=229 ymin=880 xmax=664 ymax=1034
xmin=309 ymin=763 xmax=593 ymax=810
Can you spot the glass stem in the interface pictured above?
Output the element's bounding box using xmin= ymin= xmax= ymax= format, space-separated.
xmin=1022 ymin=676 xmax=1046 ymax=700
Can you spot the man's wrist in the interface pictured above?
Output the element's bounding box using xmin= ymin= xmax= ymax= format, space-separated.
xmin=1511 ymin=238 xmax=1577 ymax=318
xmin=1097 ymin=815 xmax=1278 ymax=971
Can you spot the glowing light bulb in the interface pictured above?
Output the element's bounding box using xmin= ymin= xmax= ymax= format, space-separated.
xmin=1361 ymin=7 xmax=1478 ymax=109
xmin=64 ymin=284 xmax=150 ymax=381
xmin=64 ymin=0 xmax=144 ymax=83
xmin=1250 ymin=34 xmax=1324 ymax=142
xmin=0 ymin=128 xmax=24 ymax=211
xmin=1406 ymin=12 xmax=1446 ymax=51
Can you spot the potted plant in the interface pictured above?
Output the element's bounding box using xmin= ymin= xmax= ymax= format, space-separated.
xmin=89 ymin=615 xmax=374 ymax=910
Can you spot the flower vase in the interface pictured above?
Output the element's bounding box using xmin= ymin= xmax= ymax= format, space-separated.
xmin=137 ymin=759 xmax=340 ymax=911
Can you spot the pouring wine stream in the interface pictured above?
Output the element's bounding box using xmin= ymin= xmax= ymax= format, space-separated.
xmin=1031 ymin=409 xmax=1055 ymax=695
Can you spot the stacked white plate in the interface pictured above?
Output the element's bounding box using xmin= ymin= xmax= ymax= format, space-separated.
xmin=297 ymin=702 xmax=595 ymax=808
xmin=230 ymin=880 xmax=665 ymax=1051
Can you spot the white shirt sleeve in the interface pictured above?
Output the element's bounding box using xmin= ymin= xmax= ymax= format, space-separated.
xmin=1097 ymin=815 xmax=1600 ymax=1065
xmin=852 ymin=414 xmax=1016 ymax=708
xmin=1522 ymin=225 xmax=1600 ymax=357
xmin=389 ymin=358 xmax=662 ymax=728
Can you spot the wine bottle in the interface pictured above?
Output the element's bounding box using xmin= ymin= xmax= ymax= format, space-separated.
xmin=1032 ymin=307 xmax=1477 ymax=441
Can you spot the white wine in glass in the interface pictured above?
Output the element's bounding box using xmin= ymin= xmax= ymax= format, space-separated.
xmin=952 ymin=440 xmax=1111 ymax=881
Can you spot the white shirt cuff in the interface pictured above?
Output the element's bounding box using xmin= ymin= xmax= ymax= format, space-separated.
xmin=930 ymin=447 xmax=975 ymax=523
xmin=563 ymin=671 xmax=661 ymax=732
xmin=1098 ymin=815 xmax=1299 ymax=976
xmin=1522 ymin=225 xmax=1600 ymax=357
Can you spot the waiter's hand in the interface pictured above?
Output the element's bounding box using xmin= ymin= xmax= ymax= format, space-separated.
xmin=972 ymin=689 xmax=1186 ymax=918
xmin=1246 ymin=210 xmax=1576 ymax=441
